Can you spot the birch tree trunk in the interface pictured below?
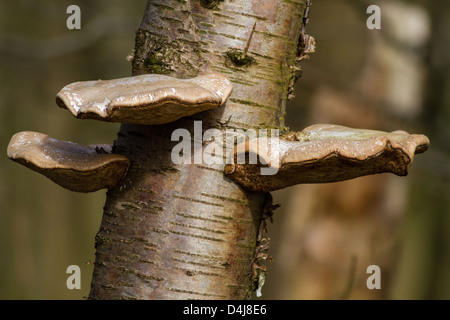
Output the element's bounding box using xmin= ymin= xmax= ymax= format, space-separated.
xmin=89 ymin=0 xmax=306 ymax=299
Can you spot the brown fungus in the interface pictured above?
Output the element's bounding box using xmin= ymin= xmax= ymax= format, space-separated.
xmin=56 ymin=73 xmax=233 ymax=125
xmin=224 ymin=124 xmax=430 ymax=192
xmin=7 ymin=131 xmax=130 ymax=193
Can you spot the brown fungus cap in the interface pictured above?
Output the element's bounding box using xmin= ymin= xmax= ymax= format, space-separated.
xmin=56 ymin=73 xmax=233 ymax=125
xmin=7 ymin=131 xmax=130 ymax=192
xmin=224 ymin=124 xmax=430 ymax=192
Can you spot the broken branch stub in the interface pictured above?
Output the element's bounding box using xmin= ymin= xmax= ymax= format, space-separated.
xmin=224 ymin=124 xmax=430 ymax=192
xmin=7 ymin=131 xmax=130 ymax=192
xmin=56 ymin=73 xmax=233 ymax=125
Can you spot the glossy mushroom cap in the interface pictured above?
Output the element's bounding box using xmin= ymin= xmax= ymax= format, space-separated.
xmin=224 ymin=124 xmax=430 ymax=192
xmin=7 ymin=131 xmax=130 ymax=192
xmin=56 ymin=73 xmax=233 ymax=125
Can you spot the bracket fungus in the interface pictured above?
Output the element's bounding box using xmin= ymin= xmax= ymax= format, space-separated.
xmin=224 ymin=124 xmax=430 ymax=192
xmin=56 ymin=73 xmax=233 ymax=125
xmin=7 ymin=131 xmax=130 ymax=192
xmin=7 ymin=72 xmax=233 ymax=193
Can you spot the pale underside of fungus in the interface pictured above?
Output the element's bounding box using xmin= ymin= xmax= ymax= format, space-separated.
xmin=7 ymin=131 xmax=130 ymax=193
xmin=56 ymin=73 xmax=233 ymax=125
xmin=224 ymin=124 xmax=430 ymax=192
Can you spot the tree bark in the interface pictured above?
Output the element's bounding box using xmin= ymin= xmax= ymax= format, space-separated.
xmin=89 ymin=0 xmax=305 ymax=300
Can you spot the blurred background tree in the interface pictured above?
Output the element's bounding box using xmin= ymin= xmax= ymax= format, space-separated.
xmin=0 ymin=0 xmax=448 ymax=299
xmin=0 ymin=0 xmax=148 ymax=299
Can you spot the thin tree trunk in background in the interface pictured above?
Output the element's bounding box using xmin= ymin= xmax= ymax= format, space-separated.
xmin=89 ymin=0 xmax=306 ymax=299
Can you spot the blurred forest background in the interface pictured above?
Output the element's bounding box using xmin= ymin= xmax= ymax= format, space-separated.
xmin=0 ymin=0 xmax=448 ymax=299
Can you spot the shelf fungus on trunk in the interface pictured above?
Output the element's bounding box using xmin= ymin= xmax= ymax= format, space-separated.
xmin=7 ymin=131 xmax=130 ymax=192
xmin=224 ymin=124 xmax=430 ymax=192
xmin=55 ymin=73 xmax=233 ymax=125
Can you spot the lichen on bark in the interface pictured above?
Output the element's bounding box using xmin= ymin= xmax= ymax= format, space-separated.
xmin=132 ymin=30 xmax=202 ymax=77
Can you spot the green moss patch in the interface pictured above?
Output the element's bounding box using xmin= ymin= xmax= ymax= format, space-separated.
xmin=226 ymin=48 xmax=256 ymax=67
xmin=200 ymin=0 xmax=225 ymax=9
